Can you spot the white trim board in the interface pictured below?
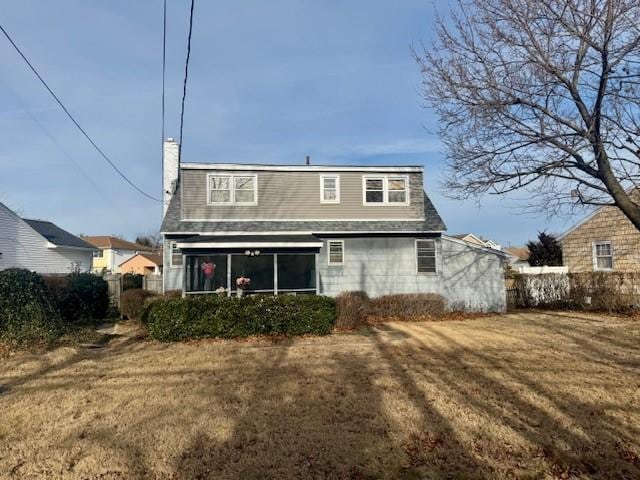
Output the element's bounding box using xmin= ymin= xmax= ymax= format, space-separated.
xmin=176 ymin=241 xmax=324 ymax=249
xmin=180 ymin=218 xmax=424 ymax=222
xmin=163 ymin=230 xmax=444 ymax=235
xmin=181 ymin=163 xmax=424 ymax=173
xmin=442 ymin=235 xmax=509 ymax=257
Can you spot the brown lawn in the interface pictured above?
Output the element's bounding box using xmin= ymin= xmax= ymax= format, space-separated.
xmin=0 ymin=312 xmax=639 ymax=479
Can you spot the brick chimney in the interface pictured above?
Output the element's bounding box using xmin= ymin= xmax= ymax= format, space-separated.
xmin=163 ymin=138 xmax=180 ymax=217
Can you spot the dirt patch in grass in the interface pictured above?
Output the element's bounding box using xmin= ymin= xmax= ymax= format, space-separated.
xmin=0 ymin=312 xmax=639 ymax=479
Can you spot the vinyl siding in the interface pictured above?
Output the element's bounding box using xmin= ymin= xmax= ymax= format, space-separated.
xmin=180 ymin=169 xmax=425 ymax=220
xmin=0 ymin=205 xmax=92 ymax=274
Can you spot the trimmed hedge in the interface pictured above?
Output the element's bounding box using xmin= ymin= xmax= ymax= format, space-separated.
xmin=370 ymin=293 xmax=446 ymax=319
xmin=0 ymin=269 xmax=61 ymax=344
xmin=121 ymin=288 xmax=158 ymax=320
xmin=145 ymin=295 xmax=336 ymax=341
xmin=43 ymin=273 xmax=110 ymax=324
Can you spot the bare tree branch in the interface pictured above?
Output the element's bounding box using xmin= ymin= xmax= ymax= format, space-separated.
xmin=417 ymin=0 xmax=640 ymax=229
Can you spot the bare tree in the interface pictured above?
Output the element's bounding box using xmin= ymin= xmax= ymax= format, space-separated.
xmin=416 ymin=0 xmax=640 ymax=230
xmin=135 ymin=231 xmax=162 ymax=252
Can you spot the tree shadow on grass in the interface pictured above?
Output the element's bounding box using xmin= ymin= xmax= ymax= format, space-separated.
xmin=377 ymin=320 xmax=640 ymax=479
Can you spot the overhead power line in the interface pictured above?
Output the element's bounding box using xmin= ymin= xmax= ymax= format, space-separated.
xmin=0 ymin=23 xmax=161 ymax=202
xmin=178 ymin=0 xmax=195 ymax=156
xmin=161 ymin=0 xmax=167 ymax=195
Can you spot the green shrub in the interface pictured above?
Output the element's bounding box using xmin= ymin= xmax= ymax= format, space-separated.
xmin=163 ymin=289 xmax=183 ymax=299
xmin=43 ymin=273 xmax=110 ymax=324
xmin=0 ymin=269 xmax=61 ymax=344
xmin=122 ymin=273 xmax=143 ymax=291
xmin=145 ymin=295 xmax=336 ymax=342
xmin=336 ymin=291 xmax=370 ymax=330
xmin=121 ymin=288 xmax=159 ymax=320
xmin=369 ymin=293 xmax=446 ymax=319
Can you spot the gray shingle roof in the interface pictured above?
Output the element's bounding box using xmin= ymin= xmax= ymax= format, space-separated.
xmin=161 ymin=182 xmax=446 ymax=234
xmin=23 ymin=219 xmax=96 ymax=250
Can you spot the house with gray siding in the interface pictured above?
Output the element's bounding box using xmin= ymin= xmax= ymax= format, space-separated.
xmin=0 ymin=201 xmax=96 ymax=274
xmin=160 ymin=138 xmax=507 ymax=311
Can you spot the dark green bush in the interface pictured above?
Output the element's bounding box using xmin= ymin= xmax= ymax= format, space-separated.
xmin=0 ymin=269 xmax=61 ymax=344
xmin=121 ymin=288 xmax=158 ymax=320
xmin=43 ymin=273 xmax=109 ymax=324
xmin=122 ymin=273 xmax=143 ymax=291
xmin=336 ymin=291 xmax=370 ymax=330
xmin=146 ymin=295 xmax=336 ymax=341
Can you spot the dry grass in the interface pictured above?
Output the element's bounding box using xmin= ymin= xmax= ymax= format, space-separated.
xmin=0 ymin=312 xmax=639 ymax=479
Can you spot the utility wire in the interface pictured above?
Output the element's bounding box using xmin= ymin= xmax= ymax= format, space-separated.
xmin=178 ymin=0 xmax=195 ymax=157
xmin=161 ymin=0 xmax=167 ymax=197
xmin=0 ymin=23 xmax=161 ymax=202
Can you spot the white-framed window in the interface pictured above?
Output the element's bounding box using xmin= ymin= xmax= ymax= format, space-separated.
xmin=92 ymin=250 xmax=104 ymax=258
xmin=416 ymin=239 xmax=437 ymax=273
xmin=593 ymin=241 xmax=613 ymax=271
xmin=363 ymin=176 xmax=409 ymax=205
xmin=327 ymin=240 xmax=345 ymax=265
xmin=320 ymin=175 xmax=340 ymax=204
xmin=170 ymin=241 xmax=183 ymax=267
xmin=207 ymin=174 xmax=257 ymax=205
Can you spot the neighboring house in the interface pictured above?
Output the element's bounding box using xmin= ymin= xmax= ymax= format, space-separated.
xmin=560 ymin=204 xmax=640 ymax=272
xmin=160 ymin=139 xmax=507 ymax=311
xmin=119 ymin=252 xmax=163 ymax=276
xmin=0 ymin=201 xmax=95 ymax=273
xmin=83 ymin=236 xmax=154 ymax=274
xmin=452 ymin=233 xmax=502 ymax=251
xmin=505 ymin=247 xmax=530 ymax=269
xmin=505 ymin=245 xmax=567 ymax=274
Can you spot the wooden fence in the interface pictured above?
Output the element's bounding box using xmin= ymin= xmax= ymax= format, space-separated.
xmin=103 ymin=273 xmax=162 ymax=307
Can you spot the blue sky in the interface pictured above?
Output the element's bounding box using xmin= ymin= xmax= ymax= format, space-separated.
xmin=0 ymin=1 xmax=584 ymax=246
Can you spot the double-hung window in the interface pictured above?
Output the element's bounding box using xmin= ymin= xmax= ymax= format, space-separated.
xmin=328 ymin=240 xmax=345 ymax=265
xmin=593 ymin=241 xmax=613 ymax=271
xmin=170 ymin=241 xmax=183 ymax=267
xmin=320 ymin=175 xmax=340 ymax=203
xmin=363 ymin=176 xmax=409 ymax=205
xmin=208 ymin=174 xmax=257 ymax=205
xmin=416 ymin=239 xmax=437 ymax=273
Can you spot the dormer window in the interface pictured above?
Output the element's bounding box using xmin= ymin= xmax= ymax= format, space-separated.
xmin=207 ymin=174 xmax=257 ymax=205
xmin=363 ymin=176 xmax=409 ymax=205
xmin=320 ymin=175 xmax=340 ymax=203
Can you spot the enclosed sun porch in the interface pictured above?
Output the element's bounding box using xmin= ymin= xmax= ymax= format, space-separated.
xmin=174 ymin=235 xmax=323 ymax=296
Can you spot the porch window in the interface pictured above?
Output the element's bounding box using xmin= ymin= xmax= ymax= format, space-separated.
xmin=416 ymin=239 xmax=436 ymax=273
xmin=277 ymin=254 xmax=316 ymax=293
xmin=593 ymin=241 xmax=613 ymax=270
xmin=320 ymin=175 xmax=340 ymax=203
xmin=186 ymin=255 xmax=228 ymax=292
xmin=170 ymin=242 xmax=183 ymax=267
xmin=328 ymin=240 xmax=344 ymax=265
xmin=231 ymin=254 xmax=275 ymax=293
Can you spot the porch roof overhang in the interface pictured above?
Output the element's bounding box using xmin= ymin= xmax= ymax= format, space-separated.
xmin=176 ymin=234 xmax=323 ymax=250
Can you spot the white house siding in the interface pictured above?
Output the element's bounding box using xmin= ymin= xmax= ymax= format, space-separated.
xmin=0 ymin=205 xmax=92 ymax=274
xmin=317 ymin=236 xmax=506 ymax=312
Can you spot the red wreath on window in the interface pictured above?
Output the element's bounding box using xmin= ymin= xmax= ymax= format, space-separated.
xmin=201 ymin=262 xmax=216 ymax=278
